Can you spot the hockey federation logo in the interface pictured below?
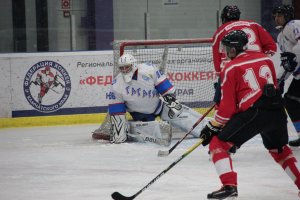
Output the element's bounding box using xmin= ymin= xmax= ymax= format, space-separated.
xmin=23 ymin=61 xmax=71 ymax=113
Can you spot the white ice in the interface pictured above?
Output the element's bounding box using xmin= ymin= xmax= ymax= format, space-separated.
xmin=0 ymin=124 xmax=299 ymax=200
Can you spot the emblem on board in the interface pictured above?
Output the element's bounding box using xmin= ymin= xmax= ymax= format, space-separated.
xmin=23 ymin=60 xmax=71 ymax=112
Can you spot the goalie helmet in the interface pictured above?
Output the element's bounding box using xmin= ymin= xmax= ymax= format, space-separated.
xmin=221 ymin=30 xmax=248 ymax=55
xmin=272 ymin=5 xmax=294 ymax=24
xmin=221 ymin=5 xmax=241 ymax=24
xmin=118 ymin=54 xmax=137 ymax=83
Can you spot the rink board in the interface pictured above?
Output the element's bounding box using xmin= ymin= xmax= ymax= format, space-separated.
xmin=0 ymin=107 xmax=214 ymax=128
xmin=0 ymin=45 xmax=289 ymax=130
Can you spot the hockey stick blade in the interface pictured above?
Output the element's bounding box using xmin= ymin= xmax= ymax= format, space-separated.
xmin=157 ymin=149 xmax=169 ymax=157
xmin=111 ymin=192 xmax=134 ymax=200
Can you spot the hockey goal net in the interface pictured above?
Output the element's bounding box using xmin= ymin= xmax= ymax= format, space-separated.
xmin=94 ymin=38 xmax=216 ymax=137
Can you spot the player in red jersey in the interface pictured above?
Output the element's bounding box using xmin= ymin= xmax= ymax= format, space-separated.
xmin=200 ymin=30 xmax=300 ymax=199
xmin=212 ymin=5 xmax=277 ymax=74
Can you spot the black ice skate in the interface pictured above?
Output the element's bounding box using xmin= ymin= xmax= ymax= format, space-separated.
xmin=289 ymin=138 xmax=300 ymax=147
xmin=207 ymin=185 xmax=238 ymax=199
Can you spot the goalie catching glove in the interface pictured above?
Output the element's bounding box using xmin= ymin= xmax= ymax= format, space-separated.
xmin=200 ymin=121 xmax=222 ymax=146
xmin=280 ymin=52 xmax=298 ymax=72
xmin=162 ymin=93 xmax=183 ymax=119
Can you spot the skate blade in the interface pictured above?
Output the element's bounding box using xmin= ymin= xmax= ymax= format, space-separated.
xmin=227 ymin=197 xmax=237 ymax=200
xmin=209 ymin=196 xmax=237 ymax=200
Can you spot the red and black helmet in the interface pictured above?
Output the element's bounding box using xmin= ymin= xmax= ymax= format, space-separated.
xmin=221 ymin=5 xmax=241 ymax=24
xmin=221 ymin=30 xmax=248 ymax=53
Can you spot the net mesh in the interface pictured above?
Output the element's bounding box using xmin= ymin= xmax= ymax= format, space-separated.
xmin=95 ymin=38 xmax=216 ymax=136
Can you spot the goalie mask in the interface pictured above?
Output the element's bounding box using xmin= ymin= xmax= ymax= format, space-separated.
xmin=118 ymin=54 xmax=137 ymax=83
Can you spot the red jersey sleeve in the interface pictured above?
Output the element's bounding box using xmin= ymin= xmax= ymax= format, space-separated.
xmin=254 ymin=23 xmax=277 ymax=55
xmin=214 ymin=62 xmax=238 ymax=124
xmin=212 ymin=29 xmax=223 ymax=73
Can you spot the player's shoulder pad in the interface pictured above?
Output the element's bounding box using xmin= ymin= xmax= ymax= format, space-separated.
xmin=287 ymin=20 xmax=296 ymax=25
xmin=286 ymin=20 xmax=300 ymax=30
xmin=245 ymin=52 xmax=273 ymax=63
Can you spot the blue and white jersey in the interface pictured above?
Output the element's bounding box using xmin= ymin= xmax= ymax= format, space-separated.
xmin=277 ymin=20 xmax=300 ymax=79
xmin=277 ymin=20 xmax=300 ymax=53
xmin=108 ymin=63 xmax=175 ymax=115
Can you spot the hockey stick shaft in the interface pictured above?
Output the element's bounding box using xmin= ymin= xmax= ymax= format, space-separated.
xmin=160 ymin=47 xmax=169 ymax=73
xmin=277 ymin=70 xmax=288 ymax=85
xmin=111 ymin=138 xmax=204 ymax=200
xmin=158 ymin=104 xmax=215 ymax=157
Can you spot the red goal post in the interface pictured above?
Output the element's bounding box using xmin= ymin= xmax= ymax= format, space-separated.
xmin=95 ymin=38 xmax=217 ymax=136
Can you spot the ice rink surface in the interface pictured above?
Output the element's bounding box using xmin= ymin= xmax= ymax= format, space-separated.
xmin=0 ymin=124 xmax=299 ymax=200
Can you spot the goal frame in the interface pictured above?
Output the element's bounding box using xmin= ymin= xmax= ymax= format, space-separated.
xmin=94 ymin=38 xmax=215 ymax=138
xmin=118 ymin=38 xmax=213 ymax=55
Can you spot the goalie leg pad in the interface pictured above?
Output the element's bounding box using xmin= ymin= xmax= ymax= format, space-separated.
xmin=161 ymin=105 xmax=212 ymax=137
xmin=110 ymin=115 xmax=128 ymax=144
xmin=128 ymin=120 xmax=171 ymax=146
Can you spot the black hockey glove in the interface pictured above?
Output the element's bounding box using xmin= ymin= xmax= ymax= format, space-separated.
xmin=213 ymin=78 xmax=221 ymax=104
xmin=200 ymin=121 xmax=222 ymax=146
xmin=228 ymin=145 xmax=238 ymax=154
xmin=280 ymin=52 xmax=298 ymax=72
xmin=163 ymin=93 xmax=177 ymax=104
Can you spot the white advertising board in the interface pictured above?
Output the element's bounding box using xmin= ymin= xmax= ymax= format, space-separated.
xmin=0 ymin=57 xmax=12 ymax=117
xmin=1 ymin=51 xmax=113 ymax=117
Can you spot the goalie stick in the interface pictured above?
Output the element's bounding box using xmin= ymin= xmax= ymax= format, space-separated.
xmin=111 ymin=138 xmax=204 ymax=200
xmin=157 ymin=104 xmax=215 ymax=157
xmin=160 ymin=47 xmax=169 ymax=73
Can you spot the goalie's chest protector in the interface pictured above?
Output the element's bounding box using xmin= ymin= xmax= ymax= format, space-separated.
xmin=118 ymin=64 xmax=163 ymax=114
